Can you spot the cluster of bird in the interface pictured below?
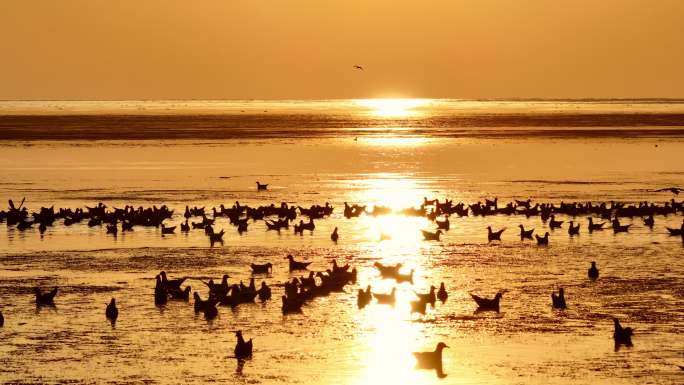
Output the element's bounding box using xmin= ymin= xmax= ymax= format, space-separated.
xmin=3 ymin=186 xmax=684 ymax=248
xmin=3 ymin=186 xmax=684 ymax=377
xmin=151 ymin=271 xmax=273 ymax=321
xmin=0 ymin=254 xmax=654 ymax=377
xmin=345 ymin=195 xmax=684 ymax=244
xmin=279 ymin=256 xmax=358 ymax=313
xmin=356 ymin=262 xmax=448 ymax=318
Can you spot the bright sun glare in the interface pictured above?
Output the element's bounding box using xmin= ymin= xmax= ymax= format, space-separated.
xmin=355 ymin=98 xmax=431 ymax=117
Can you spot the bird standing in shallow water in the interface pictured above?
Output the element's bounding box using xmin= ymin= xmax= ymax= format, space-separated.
xmin=357 ymin=285 xmax=372 ymax=309
xmin=331 ymin=227 xmax=339 ymax=243
xmin=413 ymin=342 xmax=448 ymax=378
xmin=551 ymin=288 xmax=566 ymax=309
xmin=470 ymin=292 xmax=503 ymax=312
xmin=487 ymin=226 xmax=505 ymax=242
xmin=410 ymin=299 xmax=428 ymax=315
xmin=421 ymin=229 xmax=442 ymax=241
xmin=257 ymin=281 xmax=271 ymax=301
xmin=286 ymin=254 xmax=312 ymax=271
xmin=35 ymin=287 xmax=58 ymax=306
xmin=373 ymin=287 xmax=397 ymax=306
xmin=613 ymin=318 xmax=634 ymax=348
xmin=414 ymin=286 xmax=437 ymax=307
xmin=234 ymin=330 xmax=253 ymax=360
xmin=549 ymin=215 xmax=563 ymax=229
xmin=437 ymin=282 xmax=448 ymax=303
xmin=535 ymin=232 xmax=550 ymax=245
xmin=518 ymin=224 xmax=534 ymax=240
xmin=106 ymin=298 xmax=118 ymax=322
xmin=588 ymin=261 xmax=599 ymax=281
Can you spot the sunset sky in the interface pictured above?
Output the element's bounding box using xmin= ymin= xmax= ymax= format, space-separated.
xmin=2 ymin=0 xmax=683 ymax=100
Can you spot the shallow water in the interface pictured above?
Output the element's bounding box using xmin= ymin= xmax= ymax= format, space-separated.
xmin=0 ymin=108 xmax=684 ymax=384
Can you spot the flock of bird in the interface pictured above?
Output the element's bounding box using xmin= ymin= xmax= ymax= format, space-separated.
xmin=2 ymin=187 xmax=684 ymax=248
xmin=1 ymin=186 xmax=683 ymax=377
xmin=4 ymin=251 xmax=642 ymax=378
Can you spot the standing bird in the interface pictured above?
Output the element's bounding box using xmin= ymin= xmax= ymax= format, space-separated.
xmin=234 ymin=330 xmax=253 ymax=360
xmin=421 ymin=229 xmax=442 ymax=241
xmin=613 ymin=318 xmax=634 ymax=347
xmin=470 ymin=292 xmax=503 ymax=312
xmin=588 ymin=261 xmax=599 ymax=281
xmin=437 ymin=282 xmax=448 ymax=303
xmin=331 ymin=227 xmax=339 ymax=243
xmin=257 ymin=281 xmax=272 ymax=301
xmin=106 ymin=298 xmax=119 ymax=322
xmin=551 ymin=288 xmax=566 ymax=309
xmin=357 ymin=285 xmax=372 ymax=309
xmin=285 ymin=254 xmax=312 ymax=271
xmin=414 ymin=286 xmax=437 ymax=307
xmin=518 ymin=224 xmax=534 ymax=240
xmin=549 ymin=215 xmax=564 ymax=229
xmin=588 ymin=217 xmax=606 ymax=233
xmin=410 ymin=299 xmax=428 ymax=315
xmin=487 ymin=226 xmax=505 ymax=242
xmin=643 ymin=215 xmax=655 ymax=228
xmin=535 ymin=232 xmax=550 ymax=245
xmin=373 ymin=287 xmax=397 ymax=306
xmin=412 ymin=342 xmax=448 ymax=378
xmin=0 ymin=309 xmax=4 ymax=327
xmin=35 ymin=287 xmax=58 ymax=305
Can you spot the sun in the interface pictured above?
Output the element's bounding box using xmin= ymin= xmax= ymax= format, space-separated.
xmin=355 ymin=98 xmax=431 ymax=117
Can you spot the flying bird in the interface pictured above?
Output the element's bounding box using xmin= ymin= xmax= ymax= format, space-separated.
xmin=353 ymin=65 xmax=364 ymax=71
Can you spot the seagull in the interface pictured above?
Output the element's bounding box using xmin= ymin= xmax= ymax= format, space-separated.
xmin=613 ymin=318 xmax=634 ymax=348
xmin=234 ymin=330 xmax=253 ymax=360
xmin=106 ymin=298 xmax=119 ymax=321
xmin=654 ymin=187 xmax=683 ymax=195
xmin=412 ymin=342 xmax=448 ymax=378
xmin=588 ymin=261 xmax=599 ymax=281
xmin=353 ymin=65 xmax=364 ymax=71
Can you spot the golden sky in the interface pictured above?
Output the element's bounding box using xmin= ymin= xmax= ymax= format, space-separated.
xmin=2 ymin=0 xmax=683 ymax=100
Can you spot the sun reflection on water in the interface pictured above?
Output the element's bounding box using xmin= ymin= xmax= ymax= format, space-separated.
xmin=360 ymin=135 xmax=431 ymax=147
xmin=348 ymin=173 xmax=449 ymax=384
xmin=354 ymin=98 xmax=431 ymax=117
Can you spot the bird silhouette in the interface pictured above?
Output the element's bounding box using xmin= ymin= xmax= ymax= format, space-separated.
xmin=373 ymin=287 xmax=397 ymax=306
xmin=106 ymin=298 xmax=118 ymax=321
xmin=413 ymin=342 xmax=448 ymax=378
xmin=234 ymin=331 xmax=253 ymax=360
xmin=613 ymin=318 xmax=634 ymax=349
xmin=357 ymin=285 xmax=372 ymax=309
xmin=588 ymin=261 xmax=599 ymax=281
xmin=487 ymin=226 xmax=505 ymax=242
xmin=285 ymin=255 xmax=312 ymax=271
xmin=519 ymin=224 xmax=534 ymax=240
xmin=535 ymin=232 xmax=550 ymax=245
xmin=470 ymin=292 xmax=503 ymax=312
xmin=551 ymin=288 xmax=566 ymax=309
xmin=35 ymin=287 xmax=58 ymax=306
xmin=437 ymin=282 xmax=448 ymax=303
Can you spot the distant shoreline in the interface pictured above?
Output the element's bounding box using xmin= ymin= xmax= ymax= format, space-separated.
xmin=0 ymin=113 xmax=683 ymax=140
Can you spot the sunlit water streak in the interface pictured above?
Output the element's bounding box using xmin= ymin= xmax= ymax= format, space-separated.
xmin=0 ymin=132 xmax=682 ymax=384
